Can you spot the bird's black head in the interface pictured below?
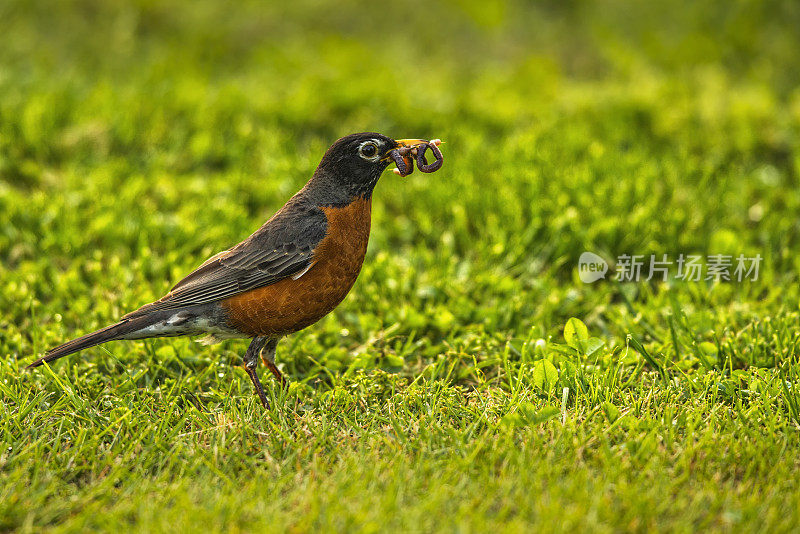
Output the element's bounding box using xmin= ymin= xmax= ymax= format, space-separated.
xmin=311 ymin=132 xmax=400 ymax=204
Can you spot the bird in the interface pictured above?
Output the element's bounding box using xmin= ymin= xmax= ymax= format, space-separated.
xmin=28 ymin=132 xmax=443 ymax=408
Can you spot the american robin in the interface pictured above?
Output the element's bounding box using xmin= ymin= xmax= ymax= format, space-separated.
xmin=28 ymin=132 xmax=443 ymax=408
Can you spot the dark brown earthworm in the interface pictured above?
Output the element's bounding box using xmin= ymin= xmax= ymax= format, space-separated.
xmin=415 ymin=142 xmax=443 ymax=173
xmin=390 ymin=149 xmax=413 ymax=176
xmin=389 ymin=141 xmax=443 ymax=175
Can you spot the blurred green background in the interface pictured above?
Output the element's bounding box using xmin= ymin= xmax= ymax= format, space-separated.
xmin=2 ymin=0 xmax=800 ymax=531
xmin=3 ymin=0 xmax=799 ymax=349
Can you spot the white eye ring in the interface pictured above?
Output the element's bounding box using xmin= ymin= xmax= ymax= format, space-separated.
xmin=358 ymin=141 xmax=380 ymax=161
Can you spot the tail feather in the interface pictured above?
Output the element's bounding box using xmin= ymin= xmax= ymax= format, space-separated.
xmin=27 ymin=318 xmax=147 ymax=369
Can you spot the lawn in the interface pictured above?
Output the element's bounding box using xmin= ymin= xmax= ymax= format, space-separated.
xmin=2 ymin=0 xmax=800 ymax=531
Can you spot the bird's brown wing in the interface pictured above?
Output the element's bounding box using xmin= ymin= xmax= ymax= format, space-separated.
xmin=124 ymin=201 xmax=327 ymax=318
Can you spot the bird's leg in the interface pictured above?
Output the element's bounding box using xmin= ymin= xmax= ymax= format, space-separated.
xmin=259 ymin=337 xmax=286 ymax=386
xmin=243 ymin=336 xmax=270 ymax=408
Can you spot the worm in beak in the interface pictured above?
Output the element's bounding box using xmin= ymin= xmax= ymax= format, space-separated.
xmin=389 ymin=139 xmax=443 ymax=176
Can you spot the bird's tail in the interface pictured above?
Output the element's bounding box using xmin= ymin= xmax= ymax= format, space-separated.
xmin=27 ymin=317 xmax=150 ymax=369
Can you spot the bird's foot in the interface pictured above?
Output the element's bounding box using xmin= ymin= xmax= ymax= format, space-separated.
xmin=244 ymin=363 xmax=269 ymax=408
xmin=243 ymin=337 xmax=271 ymax=408
xmin=262 ymin=356 xmax=287 ymax=387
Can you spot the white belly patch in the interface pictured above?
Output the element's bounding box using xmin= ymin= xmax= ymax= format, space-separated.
xmin=122 ymin=312 xmax=243 ymax=342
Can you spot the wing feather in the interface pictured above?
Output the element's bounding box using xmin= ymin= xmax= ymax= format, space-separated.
xmin=124 ymin=200 xmax=327 ymax=318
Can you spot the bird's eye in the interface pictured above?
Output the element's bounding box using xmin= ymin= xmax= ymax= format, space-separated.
xmin=358 ymin=142 xmax=379 ymax=159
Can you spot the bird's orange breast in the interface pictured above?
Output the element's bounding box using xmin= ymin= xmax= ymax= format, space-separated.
xmin=221 ymin=198 xmax=372 ymax=336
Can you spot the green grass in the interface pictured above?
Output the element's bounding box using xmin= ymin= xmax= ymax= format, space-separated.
xmin=2 ymin=0 xmax=800 ymax=531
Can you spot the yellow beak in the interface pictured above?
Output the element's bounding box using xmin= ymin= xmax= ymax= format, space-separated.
xmin=381 ymin=139 xmax=428 ymax=162
xmin=395 ymin=139 xmax=428 ymax=148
